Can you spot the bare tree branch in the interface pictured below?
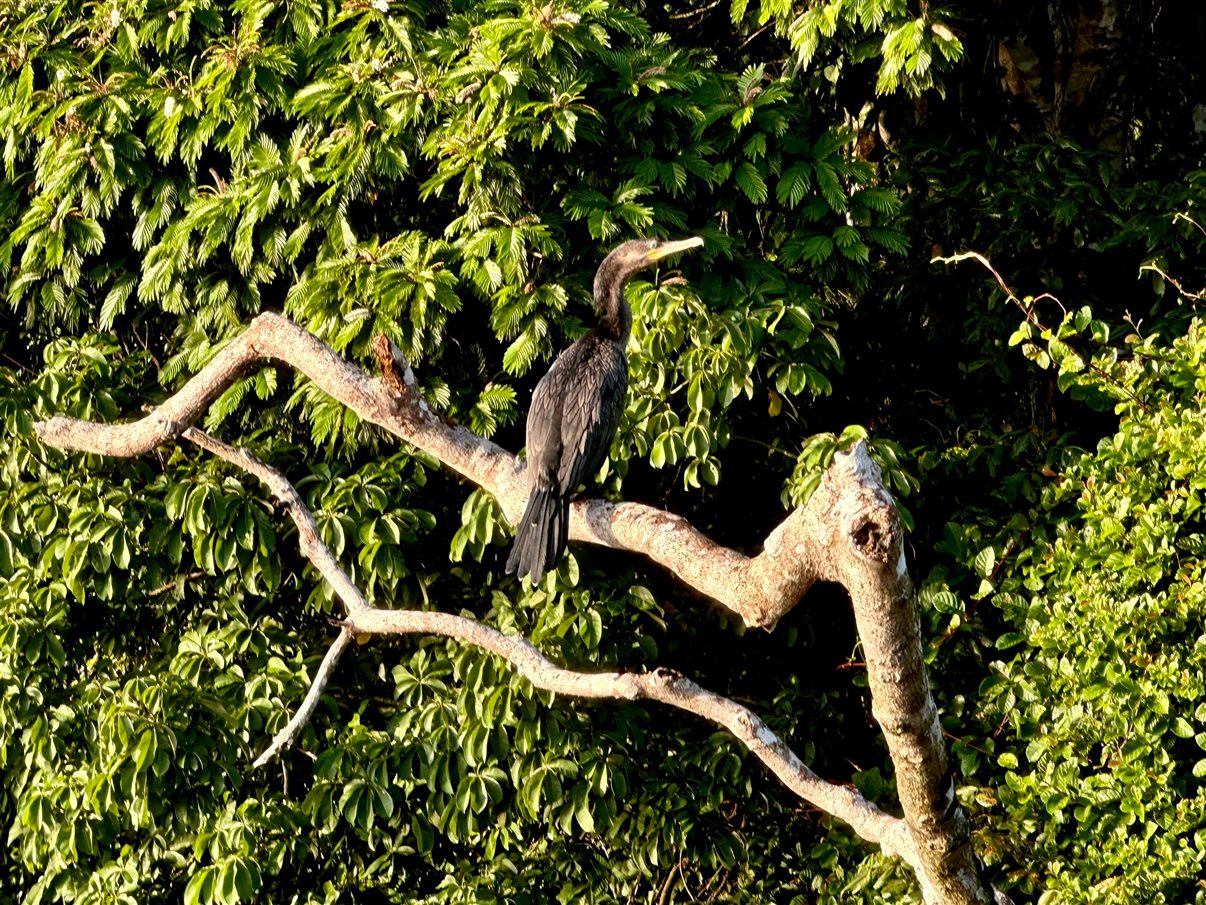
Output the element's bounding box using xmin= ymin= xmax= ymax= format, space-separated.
xmin=34 ymin=314 xmax=1000 ymax=904
xmin=349 ymin=605 xmax=923 ymax=871
xmin=174 ymin=425 xmax=924 ymax=875
xmin=183 ymin=425 xmax=370 ymax=615
xmin=824 ymin=452 xmax=993 ymax=905
xmin=180 ymin=425 xmax=365 ymax=768
xmin=36 ymin=312 xmax=852 ymax=630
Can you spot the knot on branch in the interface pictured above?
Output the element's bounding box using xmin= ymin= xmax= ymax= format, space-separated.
xmin=371 ymin=333 xmax=441 ymax=427
xmin=154 ymin=413 xmax=187 ymax=442
xmin=650 ymin=666 xmax=684 ymax=688
xmin=849 ymin=508 xmax=899 ymax=566
xmin=737 ymin=711 xmax=782 ymax=753
xmin=373 ymin=334 xmax=411 ymax=403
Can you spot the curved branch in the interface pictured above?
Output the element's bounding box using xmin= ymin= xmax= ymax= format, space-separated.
xmin=35 ymin=314 xmax=997 ymax=902
xmin=178 ymin=424 xmax=921 ymax=873
xmin=34 ymin=312 xmax=855 ymax=628
xmin=184 ymin=425 xmax=370 ymax=615
xmin=252 ymin=625 xmax=354 ymax=769
xmin=346 ymin=605 xmax=920 ymax=872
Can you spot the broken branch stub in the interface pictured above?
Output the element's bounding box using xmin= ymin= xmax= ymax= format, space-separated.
xmin=831 ymin=453 xmax=992 ymax=905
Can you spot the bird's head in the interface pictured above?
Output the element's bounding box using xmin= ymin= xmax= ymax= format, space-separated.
xmin=594 ymin=236 xmax=704 ymax=303
xmin=609 ymin=235 xmax=705 ymax=272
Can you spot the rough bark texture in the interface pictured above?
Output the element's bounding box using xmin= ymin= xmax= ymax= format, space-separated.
xmin=33 ymin=313 xmax=999 ymax=904
xmin=828 ymin=452 xmax=991 ymax=905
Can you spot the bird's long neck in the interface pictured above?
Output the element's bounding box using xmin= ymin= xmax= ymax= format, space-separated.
xmin=593 ymin=261 xmax=634 ymax=341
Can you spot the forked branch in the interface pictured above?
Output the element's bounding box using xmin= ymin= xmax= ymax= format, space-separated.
xmin=39 ymin=311 xmax=864 ymax=630
xmin=179 ymin=424 xmax=921 ymax=872
xmin=34 ymin=314 xmax=997 ymax=904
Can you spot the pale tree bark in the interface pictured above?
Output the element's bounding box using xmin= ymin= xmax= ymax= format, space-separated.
xmin=34 ymin=312 xmax=1002 ymax=905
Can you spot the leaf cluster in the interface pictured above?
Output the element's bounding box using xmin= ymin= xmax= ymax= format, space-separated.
xmin=0 ymin=0 xmax=924 ymax=901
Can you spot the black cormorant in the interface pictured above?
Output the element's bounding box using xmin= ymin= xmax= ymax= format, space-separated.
xmin=506 ymin=236 xmax=704 ymax=583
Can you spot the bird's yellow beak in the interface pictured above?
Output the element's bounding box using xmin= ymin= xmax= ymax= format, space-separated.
xmin=646 ymin=236 xmax=705 ymax=261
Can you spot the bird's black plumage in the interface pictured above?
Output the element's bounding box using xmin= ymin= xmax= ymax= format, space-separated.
xmin=506 ymin=237 xmax=704 ymax=583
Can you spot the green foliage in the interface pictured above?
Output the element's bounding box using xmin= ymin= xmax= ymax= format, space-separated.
xmin=904 ymin=206 xmax=1206 ymax=900
xmin=968 ymin=315 xmax=1206 ymax=904
xmin=4 ymin=0 xmax=1206 ymax=901
xmin=783 ymin=424 xmax=917 ymax=523
xmin=0 ymin=0 xmax=917 ymax=901
xmin=735 ymin=0 xmax=964 ymax=97
xmin=624 ymin=271 xmax=839 ymax=491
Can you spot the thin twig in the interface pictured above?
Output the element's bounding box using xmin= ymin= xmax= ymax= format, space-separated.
xmin=943 ymin=730 xmax=994 ymax=758
xmin=1173 ymin=211 xmax=1206 ymax=237
xmin=147 ymin=571 xmax=206 ymax=597
xmin=253 ymin=626 xmax=354 ymax=768
xmin=1139 ymin=261 xmax=1205 ymax=301
xmin=172 ymin=426 xmax=912 ymax=869
xmin=656 ymin=863 xmax=678 ymax=905
xmin=934 ymin=251 xmax=1153 ymax=415
xmin=669 ymin=0 xmax=722 ymax=20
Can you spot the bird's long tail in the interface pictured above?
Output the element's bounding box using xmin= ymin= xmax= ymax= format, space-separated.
xmin=506 ymin=484 xmax=568 ymax=583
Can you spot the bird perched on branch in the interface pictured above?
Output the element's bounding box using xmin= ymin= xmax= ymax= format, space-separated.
xmin=506 ymin=236 xmax=704 ymax=583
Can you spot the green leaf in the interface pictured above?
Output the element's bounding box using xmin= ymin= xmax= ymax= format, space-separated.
xmin=734 ymin=161 xmax=768 ymax=203
xmin=973 ymin=546 xmax=996 ymax=578
xmin=184 ymin=867 xmax=216 ymax=905
xmin=776 ymin=162 xmax=811 ymax=207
